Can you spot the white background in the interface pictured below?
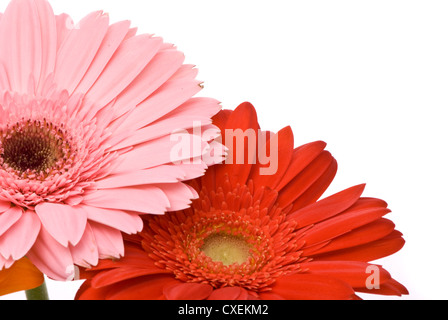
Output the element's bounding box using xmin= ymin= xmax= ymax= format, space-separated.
xmin=1 ymin=0 xmax=447 ymax=300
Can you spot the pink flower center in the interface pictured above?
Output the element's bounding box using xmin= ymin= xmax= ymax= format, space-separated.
xmin=0 ymin=92 xmax=115 ymax=208
xmin=0 ymin=119 xmax=72 ymax=179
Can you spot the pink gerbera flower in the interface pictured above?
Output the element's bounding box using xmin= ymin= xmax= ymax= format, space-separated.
xmin=0 ymin=0 xmax=223 ymax=280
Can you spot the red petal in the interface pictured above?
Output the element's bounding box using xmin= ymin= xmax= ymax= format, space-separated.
xmin=107 ymin=275 xmax=178 ymax=300
xmin=214 ymin=102 xmax=260 ymax=187
xmin=276 ymin=140 xmax=327 ymax=191
xmin=211 ymin=109 xmax=232 ymax=133
xmin=87 ymin=245 xmax=156 ymax=271
xmin=163 ymin=282 xmax=213 ymax=300
xmin=270 ymin=273 xmax=355 ymax=300
xmin=313 ymin=230 xmax=405 ymax=262
xmin=300 ymin=204 xmax=391 ymax=247
xmin=208 ymin=287 xmax=248 ymax=300
xmin=91 ymin=265 xmax=170 ymax=288
xmin=345 ymin=197 xmax=388 ymax=210
xmin=199 ymin=108 xmax=232 ymax=192
xmin=355 ymin=278 xmax=409 ymax=296
xmin=304 ymin=218 xmax=396 ymax=256
xmin=76 ymin=279 xmax=110 ymax=300
xmin=250 ymin=126 xmax=294 ymax=189
xmin=276 ymin=151 xmax=335 ymax=209
xmin=258 ymin=292 xmax=285 ymax=300
xmin=289 ymin=157 xmax=338 ymax=211
xmin=301 ymin=261 xmax=391 ymax=288
xmin=288 ymin=184 xmax=366 ymax=228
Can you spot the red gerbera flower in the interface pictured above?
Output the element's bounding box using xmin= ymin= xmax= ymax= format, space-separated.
xmin=76 ymin=102 xmax=407 ymax=300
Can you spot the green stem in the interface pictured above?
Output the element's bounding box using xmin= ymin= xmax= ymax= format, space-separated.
xmin=25 ymin=281 xmax=49 ymax=300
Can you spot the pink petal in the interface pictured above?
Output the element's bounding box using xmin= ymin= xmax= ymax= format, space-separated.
xmin=64 ymin=195 xmax=84 ymax=206
xmin=27 ymin=226 xmax=74 ymax=281
xmin=111 ymin=49 xmax=185 ymax=120
xmin=89 ymin=222 xmax=124 ymax=260
xmin=123 ymin=27 xmax=138 ymax=41
xmin=54 ymin=10 xmax=109 ymax=94
xmin=35 ymin=202 xmax=87 ymax=247
xmin=69 ymin=223 xmax=99 ymax=268
xmin=0 ymin=210 xmax=41 ymax=260
xmin=55 ymin=13 xmax=72 ymax=51
xmin=96 ymin=166 xmax=187 ymax=189
xmin=113 ymin=115 xmax=213 ymax=150
xmin=200 ymin=138 xmax=227 ymax=166
xmin=0 ymin=62 xmax=10 ymax=91
xmin=155 ymin=183 xmax=198 ymax=211
xmin=162 ymin=97 xmax=222 ymax=123
xmin=134 ymin=98 xmax=221 ymax=143
xmin=0 ymin=0 xmax=56 ymax=93
xmin=82 ymin=186 xmax=170 ymax=215
xmin=34 ymin=0 xmax=57 ymax=94
xmin=104 ymin=159 xmax=216 ymax=190
xmin=170 ymin=162 xmax=208 ymax=181
xmin=117 ymin=65 xmax=202 ymax=133
xmin=81 ymin=205 xmax=143 ymax=235
xmin=0 ymin=254 xmax=15 ymax=270
xmin=73 ymin=20 xmax=131 ymax=94
xmin=0 ymin=200 xmax=11 ymax=213
xmin=111 ymin=133 xmax=208 ymax=171
xmin=0 ymin=206 xmax=23 ymax=237
xmin=81 ymin=34 xmax=163 ymax=120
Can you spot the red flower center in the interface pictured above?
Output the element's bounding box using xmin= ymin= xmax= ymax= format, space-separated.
xmin=201 ymin=233 xmax=251 ymax=266
xmin=142 ymin=177 xmax=308 ymax=292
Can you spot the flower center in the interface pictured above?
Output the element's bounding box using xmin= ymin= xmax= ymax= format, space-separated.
xmin=145 ymin=181 xmax=307 ymax=292
xmin=2 ymin=131 xmax=56 ymax=172
xmin=0 ymin=119 xmax=70 ymax=178
xmin=201 ymin=233 xmax=251 ymax=266
xmin=0 ymin=92 xmax=114 ymax=209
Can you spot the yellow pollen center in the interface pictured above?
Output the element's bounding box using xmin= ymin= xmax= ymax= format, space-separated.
xmin=201 ymin=233 xmax=251 ymax=266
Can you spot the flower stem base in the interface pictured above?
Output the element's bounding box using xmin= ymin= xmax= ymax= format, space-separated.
xmin=25 ymin=281 xmax=49 ymax=300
